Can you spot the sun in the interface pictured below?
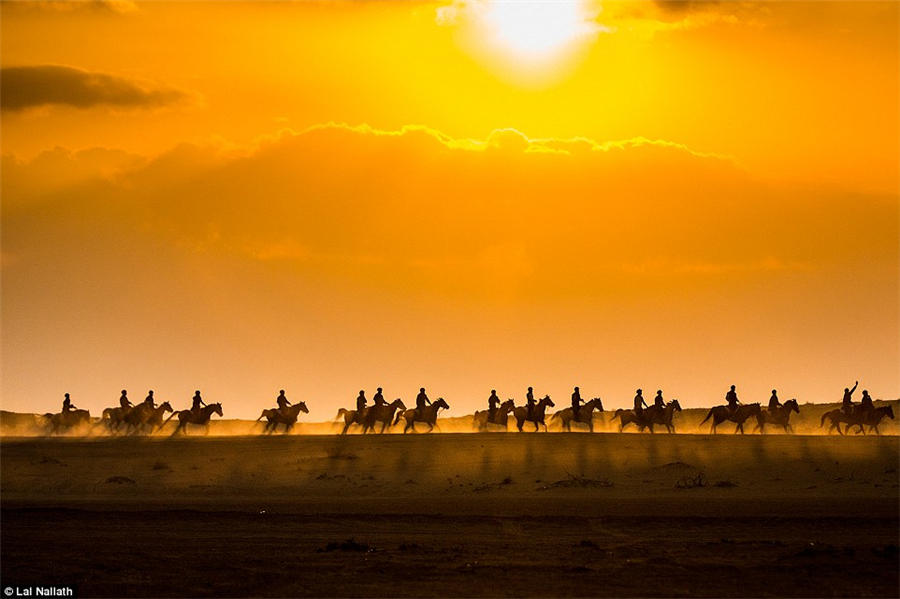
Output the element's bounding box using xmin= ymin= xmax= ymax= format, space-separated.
xmin=482 ymin=0 xmax=598 ymax=59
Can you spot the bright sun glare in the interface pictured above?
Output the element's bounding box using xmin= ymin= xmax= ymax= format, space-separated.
xmin=482 ymin=0 xmax=597 ymax=59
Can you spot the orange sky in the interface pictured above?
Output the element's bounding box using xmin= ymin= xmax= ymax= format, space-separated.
xmin=2 ymin=1 xmax=898 ymax=419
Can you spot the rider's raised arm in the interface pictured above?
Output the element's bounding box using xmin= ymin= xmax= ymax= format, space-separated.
xmin=850 ymin=381 xmax=858 ymax=395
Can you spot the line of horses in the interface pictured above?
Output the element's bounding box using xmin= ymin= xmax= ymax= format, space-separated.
xmin=36 ymin=396 xmax=895 ymax=436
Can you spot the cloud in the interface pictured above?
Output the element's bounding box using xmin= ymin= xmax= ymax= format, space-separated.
xmin=1 ymin=65 xmax=187 ymax=112
xmin=2 ymin=1 xmax=138 ymax=15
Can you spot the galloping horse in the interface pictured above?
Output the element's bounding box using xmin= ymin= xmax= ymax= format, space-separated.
xmin=854 ymin=405 xmax=895 ymax=435
xmin=511 ymin=395 xmax=555 ymax=432
xmin=827 ymin=405 xmax=895 ymax=435
xmin=101 ymin=406 xmax=129 ymax=434
xmin=362 ymin=399 xmax=406 ymax=434
xmin=164 ymin=403 xmax=223 ymax=435
xmin=701 ymin=403 xmax=762 ymax=434
xmin=257 ymin=402 xmax=309 ymax=434
xmin=122 ymin=402 xmax=164 ymax=435
xmin=551 ymin=398 xmax=604 ymax=432
xmin=144 ymin=402 xmax=174 ymax=434
xmin=393 ymin=397 xmax=450 ymax=433
xmin=754 ymin=399 xmax=800 ymax=434
xmin=473 ymin=399 xmax=516 ymax=432
xmin=335 ymin=408 xmax=362 ymax=435
xmin=43 ymin=409 xmax=92 ymax=435
xmin=613 ymin=400 xmax=682 ymax=433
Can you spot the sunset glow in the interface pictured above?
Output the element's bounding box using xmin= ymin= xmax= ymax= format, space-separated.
xmin=1 ymin=0 xmax=897 ymax=419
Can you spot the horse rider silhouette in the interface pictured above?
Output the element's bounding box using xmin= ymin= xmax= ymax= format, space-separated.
xmin=276 ymin=389 xmax=292 ymax=416
xmin=768 ymin=389 xmax=781 ymax=412
xmin=571 ymin=386 xmax=583 ymax=419
xmin=120 ymin=389 xmax=132 ymax=410
xmin=416 ymin=387 xmax=431 ymax=416
xmin=62 ymin=393 xmax=77 ymax=413
xmin=191 ymin=390 xmax=206 ymax=415
xmin=526 ymin=387 xmax=536 ymax=419
xmin=634 ymin=389 xmax=647 ymax=415
xmin=356 ymin=390 xmax=367 ymax=411
xmin=654 ymin=390 xmax=664 ymax=410
xmin=373 ymin=387 xmax=386 ymax=407
xmin=144 ymin=390 xmax=156 ymax=409
xmin=726 ymin=385 xmax=740 ymax=413
xmin=488 ymin=389 xmax=500 ymax=420
xmin=859 ymin=389 xmax=874 ymax=412
xmin=842 ymin=381 xmax=858 ymax=415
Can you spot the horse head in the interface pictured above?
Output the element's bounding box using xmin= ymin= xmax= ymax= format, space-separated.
xmin=160 ymin=401 xmax=173 ymax=413
xmin=590 ymin=397 xmax=604 ymax=412
xmin=785 ymin=399 xmax=799 ymax=413
xmin=501 ymin=399 xmax=515 ymax=411
xmin=298 ymin=401 xmax=309 ymax=414
xmin=434 ymin=397 xmax=450 ymax=410
xmin=212 ymin=403 xmax=224 ymax=417
xmin=670 ymin=399 xmax=682 ymax=412
xmin=541 ymin=395 xmax=555 ymax=407
xmin=392 ymin=398 xmax=407 ymax=410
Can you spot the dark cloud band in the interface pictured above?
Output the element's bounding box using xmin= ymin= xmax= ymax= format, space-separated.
xmin=1 ymin=65 xmax=186 ymax=112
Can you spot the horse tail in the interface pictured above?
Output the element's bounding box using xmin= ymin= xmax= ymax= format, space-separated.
xmin=700 ymin=408 xmax=714 ymax=425
xmin=550 ymin=411 xmax=561 ymax=420
xmin=256 ymin=411 xmax=266 ymax=422
xmin=820 ymin=412 xmax=830 ymax=427
xmin=162 ymin=411 xmax=179 ymax=425
xmin=393 ymin=411 xmax=405 ymax=426
xmin=611 ymin=410 xmax=621 ymax=421
xmin=334 ymin=409 xmax=347 ymax=421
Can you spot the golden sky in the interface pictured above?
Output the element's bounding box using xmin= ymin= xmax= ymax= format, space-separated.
xmin=2 ymin=0 xmax=898 ymax=419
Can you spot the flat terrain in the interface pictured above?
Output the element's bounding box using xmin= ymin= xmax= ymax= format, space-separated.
xmin=2 ymin=434 xmax=898 ymax=597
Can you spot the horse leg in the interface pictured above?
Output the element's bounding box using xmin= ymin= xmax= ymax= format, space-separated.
xmin=533 ymin=421 xmax=539 ymax=432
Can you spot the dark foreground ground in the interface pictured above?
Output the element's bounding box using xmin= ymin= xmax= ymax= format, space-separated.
xmin=2 ymin=434 xmax=898 ymax=597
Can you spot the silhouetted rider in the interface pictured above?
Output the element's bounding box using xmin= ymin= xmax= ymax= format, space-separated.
xmin=144 ymin=390 xmax=156 ymax=409
xmin=526 ymin=387 xmax=536 ymax=419
xmin=119 ymin=389 xmax=132 ymax=410
xmin=634 ymin=389 xmax=647 ymax=415
xmin=416 ymin=387 xmax=430 ymax=413
xmin=488 ymin=389 xmax=500 ymax=420
xmin=768 ymin=389 xmax=781 ymax=412
xmin=571 ymin=386 xmax=583 ymax=420
xmin=191 ymin=390 xmax=206 ymax=415
xmin=654 ymin=390 xmax=665 ymax=410
xmin=725 ymin=385 xmax=740 ymax=412
xmin=372 ymin=387 xmax=386 ymax=407
xmin=62 ymin=393 xmax=77 ymax=413
xmin=860 ymin=390 xmax=874 ymax=412
xmin=276 ymin=389 xmax=291 ymax=415
xmin=841 ymin=381 xmax=858 ymax=414
xmin=356 ymin=390 xmax=367 ymax=412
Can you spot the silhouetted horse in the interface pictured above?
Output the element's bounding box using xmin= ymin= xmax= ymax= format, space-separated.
xmin=394 ymin=397 xmax=450 ymax=433
xmin=101 ymin=406 xmax=129 ymax=434
xmin=855 ymin=405 xmax=895 ymax=435
xmin=43 ymin=409 xmax=91 ymax=435
xmin=701 ymin=403 xmax=762 ymax=434
xmin=754 ymin=399 xmax=799 ymax=433
xmin=335 ymin=408 xmax=362 ymax=435
xmin=164 ymin=403 xmax=223 ymax=435
xmin=826 ymin=405 xmax=895 ymax=435
xmin=821 ymin=409 xmax=852 ymax=435
xmin=551 ymin=398 xmax=604 ymax=432
xmin=613 ymin=400 xmax=682 ymax=433
xmin=257 ymin=402 xmax=309 ymax=434
xmin=511 ymin=395 xmax=555 ymax=432
xmin=362 ymin=399 xmax=406 ymax=434
xmin=473 ymin=399 xmax=516 ymax=431
xmin=145 ymin=402 xmax=174 ymax=434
